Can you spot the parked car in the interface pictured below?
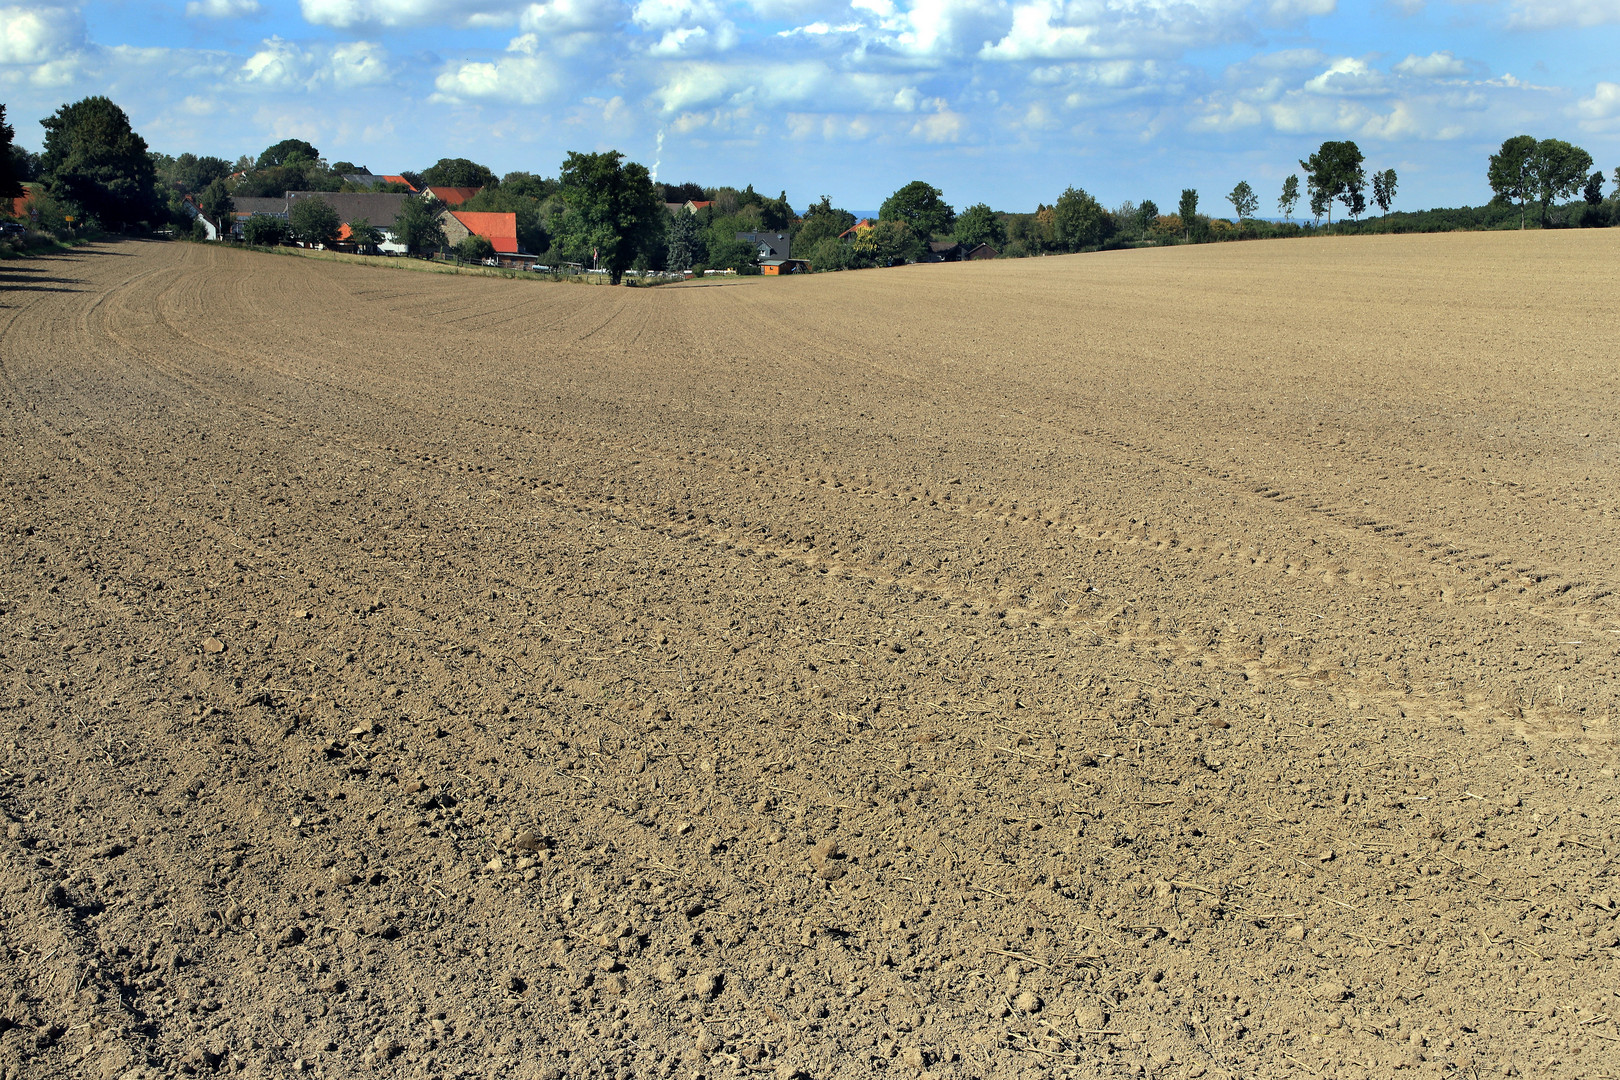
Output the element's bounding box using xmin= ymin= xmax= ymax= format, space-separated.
xmin=0 ymin=221 xmax=27 ymax=238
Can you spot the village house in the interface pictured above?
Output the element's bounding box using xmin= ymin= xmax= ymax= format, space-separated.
xmin=423 ymin=186 xmax=480 ymax=207
xmin=438 ymin=209 xmax=532 ymax=267
xmin=736 ymin=231 xmax=791 ymax=261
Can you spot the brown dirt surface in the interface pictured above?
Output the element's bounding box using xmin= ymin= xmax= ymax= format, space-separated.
xmin=2 ymin=233 xmax=1618 ymax=1080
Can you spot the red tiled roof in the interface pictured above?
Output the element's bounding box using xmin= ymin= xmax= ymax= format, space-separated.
xmin=688 ymin=200 xmax=713 ymax=209
xmin=10 ymin=188 xmax=37 ymax=219
xmin=449 ymin=210 xmax=519 ymax=254
xmin=837 ymin=218 xmax=873 ymax=240
xmin=383 ymin=175 xmax=417 ymax=192
xmin=427 ymin=186 xmax=480 ymax=206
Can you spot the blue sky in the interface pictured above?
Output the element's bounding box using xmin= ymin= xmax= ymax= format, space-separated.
xmin=3 ymin=0 xmax=1618 ymax=214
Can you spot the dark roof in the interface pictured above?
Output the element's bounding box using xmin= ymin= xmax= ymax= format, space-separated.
xmin=233 ymin=196 xmax=289 ymax=218
xmin=736 ymin=231 xmax=791 ymax=259
xmin=284 ymin=191 xmax=412 ymax=227
xmin=928 ymin=240 xmax=961 ymax=254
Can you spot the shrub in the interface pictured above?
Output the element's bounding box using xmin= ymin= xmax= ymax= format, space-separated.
xmin=456 ymin=234 xmax=496 ymax=262
xmin=242 ymin=215 xmax=290 ymax=246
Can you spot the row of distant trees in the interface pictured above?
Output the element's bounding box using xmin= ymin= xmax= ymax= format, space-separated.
xmin=7 ymin=95 xmax=1620 ymax=277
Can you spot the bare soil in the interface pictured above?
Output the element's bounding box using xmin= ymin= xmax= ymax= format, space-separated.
xmin=2 ymin=233 xmax=1618 ymax=1080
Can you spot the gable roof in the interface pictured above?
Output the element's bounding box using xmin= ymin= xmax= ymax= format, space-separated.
xmin=426 ymin=186 xmax=480 ymax=206
xmin=736 ymin=230 xmax=791 ymax=259
xmin=449 ymin=210 xmax=520 ymax=253
xmin=837 ymin=218 xmax=874 ymax=240
xmin=233 ymin=196 xmax=290 ymax=218
xmin=382 ymin=175 xmax=417 ymax=192
xmin=284 ymin=191 xmax=412 ymax=230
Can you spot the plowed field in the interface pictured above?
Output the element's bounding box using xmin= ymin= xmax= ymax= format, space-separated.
xmin=2 ymin=233 xmax=1618 ymax=1080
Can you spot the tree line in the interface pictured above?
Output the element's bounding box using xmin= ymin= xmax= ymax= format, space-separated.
xmin=6 ymin=95 xmax=1619 ymax=277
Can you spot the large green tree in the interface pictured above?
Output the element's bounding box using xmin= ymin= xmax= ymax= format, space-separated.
xmin=1371 ymin=168 xmax=1398 ymax=220
xmin=257 ymin=139 xmax=319 ymax=169
xmin=665 ymin=208 xmax=698 ymax=271
xmin=347 ymin=218 xmax=383 ymax=252
xmin=1299 ymin=140 xmax=1364 ymax=229
xmin=793 ymin=195 xmax=856 ymax=250
xmin=159 ymin=152 xmax=232 ymax=194
xmin=879 ymin=180 xmax=954 ymax=240
xmin=289 ymin=196 xmax=341 ymax=247
xmin=196 ymin=177 xmax=234 ymax=225
xmin=1278 ymin=174 xmax=1300 ymax=223
xmin=39 ymin=96 xmax=158 ymax=230
xmin=500 ymin=171 xmax=559 ymax=201
xmin=1135 ymin=199 xmax=1159 ymax=238
xmin=953 ymin=202 xmax=1003 ymax=249
xmin=1177 ymin=189 xmax=1198 ymax=240
xmin=393 ymin=196 xmax=447 ymax=255
xmin=1487 ymin=135 xmax=1537 ymax=229
xmin=1227 ymin=180 xmax=1257 ymax=237
xmin=558 ymin=150 xmax=663 ymax=285
xmin=1053 ymin=186 xmax=1112 ymax=250
xmin=1529 ymin=139 xmax=1593 ymax=226
xmin=421 ymin=157 xmax=498 ymax=189
xmin=0 ymin=106 xmax=24 ymax=203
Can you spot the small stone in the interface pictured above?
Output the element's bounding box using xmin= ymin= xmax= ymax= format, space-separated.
xmin=201 ymin=637 xmax=224 ymax=654
xmin=900 ymin=1046 xmax=926 ymax=1070
xmin=403 ymin=779 xmax=425 ymax=794
xmin=656 ymin=961 xmax=681 ymax=983
xmin=1285 ymin=923 xmax=1307 ymax=941
xmin=693 ymin=971 xmax=723 ymax=1000
xmin=331 ymin=869 xmax=357 ymax=886
xmin=1014 ymin=991 xmax=1041 ymax=1013
xmin=486 ymin=857 xmax=504 ymax=872
xmin=293 ymin=609 xmax=310 ymax=620
xmin=597 ymin=955 xmax=622 ymax=973
xmin=514 ymin=829 xmax=543 ymax=852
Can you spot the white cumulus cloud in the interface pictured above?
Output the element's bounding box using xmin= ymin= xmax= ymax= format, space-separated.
xmin=432 ymin=35 xmax=562 ymax=103
xmin=1577 ymin=81 xmax=1620 ymax=121
xmin=330 ymin=40 xmax=390 ymax=85
xmin=1392 ymin=50 xmax=1467 ymax=78
xmin=0 ymin=4 xmax=82 ymax=64
xmin=240 ymin=36 xmax=393 ymax=90
xmin=1303 ymin=56 xmax=1384 ymax=96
